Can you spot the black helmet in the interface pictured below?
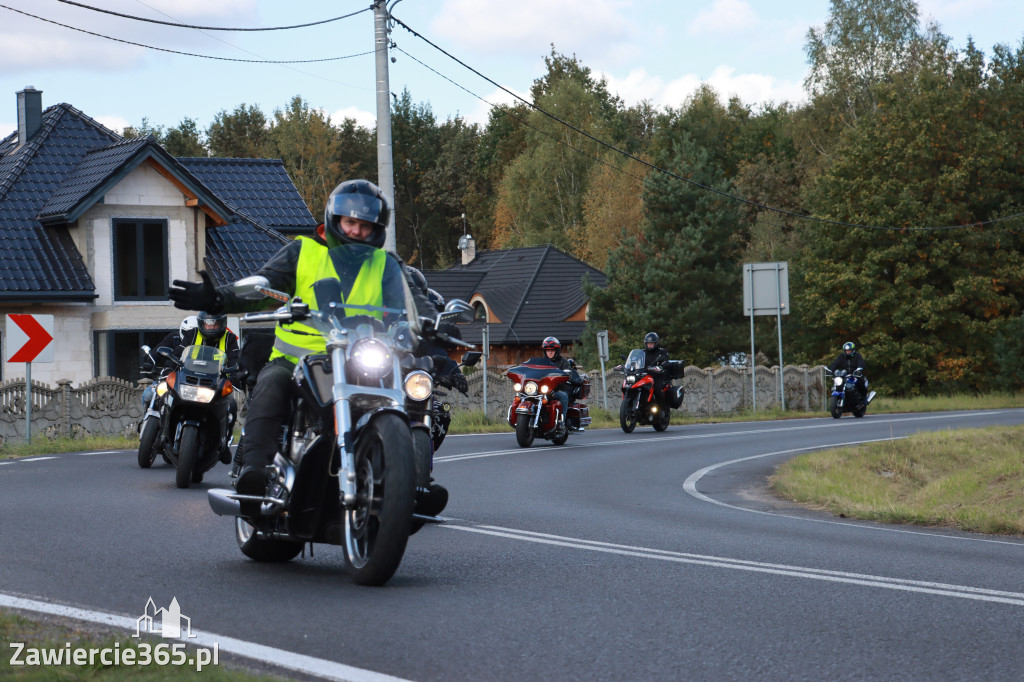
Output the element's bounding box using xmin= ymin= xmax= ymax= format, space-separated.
xmin=427 ymin=288 xmax=445 ymax=312
xmin=197 ymin=311 xmax=227 ymax=341
xmin=324 ymin=179 xmax=390 ymax=249
xmin=542 ymin=336 xmax=561 ymax=351
xmin=406 ymin=266 xmax=427 ymax=294
xmin=644 ymin=332 xmax=659 ymax=346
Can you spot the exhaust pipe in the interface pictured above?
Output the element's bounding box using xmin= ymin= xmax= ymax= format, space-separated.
xmin=866 ymin=391 xmax=876 ymax=404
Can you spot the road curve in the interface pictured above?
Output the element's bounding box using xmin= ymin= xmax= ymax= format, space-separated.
xmin=1 ymin=409 xmax=1023 ymax=681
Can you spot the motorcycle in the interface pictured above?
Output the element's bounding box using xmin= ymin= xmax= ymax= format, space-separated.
xmin=205 ymin=248 xmax=474 ymax=586
xmin=616 ymin=349 xmax=685 ymax=433
xmin=137 ymin=346 xmax=170 ymax=468
xmin=138 ymin=345 xmax=237 ymax=488
xmin=506 ymin=361 xmax=590 ymax=448
xmin=826 ymin=368 xmax=875 ymax=419
xmin=425 ymin=351 xmax=481 ymax=452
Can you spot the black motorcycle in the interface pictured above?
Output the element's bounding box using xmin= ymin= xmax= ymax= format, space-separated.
xmin=425 ymin=351 xmax=481 ymax=452
xmin=206 ymin=249 xmax=474 ymax=586
xmin=138 ymin=345 xmax=237 ymax=488
xmin=826 ymin=368 xmax=875 ymax=419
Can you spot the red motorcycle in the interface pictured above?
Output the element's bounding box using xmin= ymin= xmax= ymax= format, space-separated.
xmin=617 ymin=349 xmax=684 ymax=433
xmin=506 ymin=362 xmax=591 ymax=447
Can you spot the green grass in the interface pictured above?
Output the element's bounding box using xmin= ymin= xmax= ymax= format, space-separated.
xmin=0 ymin=609 xmax=282 ymax=680
xmin=770 ymin=424 xmax=1024 ymax=535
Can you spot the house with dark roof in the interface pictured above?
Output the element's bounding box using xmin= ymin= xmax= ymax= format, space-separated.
xmin=425 ymin=236 xmax=607 ymax=366
xmin=0 ymin=87 xmax=315 ymax=384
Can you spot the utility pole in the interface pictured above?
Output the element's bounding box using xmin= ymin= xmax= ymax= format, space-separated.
xmin=374 ymin=1 xmax=397 ymax=252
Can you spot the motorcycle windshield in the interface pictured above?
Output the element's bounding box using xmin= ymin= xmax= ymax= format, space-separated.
xmin=179 ymin=345 xmax=226 ymax=374
xmin=508 ymin=362 xmax=568 ymax=384
xmin=308 ymin=243 xmax=419 ymax=340
xmin=624 ymin=349 xmax=646 ymax=373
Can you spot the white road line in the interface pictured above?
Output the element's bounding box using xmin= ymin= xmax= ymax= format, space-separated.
xmin=681 ymin=438 xmax=1024 ymax=546
xmin=435 ymin=410 xmax=1014 ymax=463
xmin=18 ymin=456 xmax=58 ymax=462
xmin=443 ymin=524 xmax=1024 ymax=606
xmin=0 ymin=593 xmax=409 ymax=682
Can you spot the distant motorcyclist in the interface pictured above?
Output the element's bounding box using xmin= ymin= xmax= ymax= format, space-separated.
xmin=405 ymin=271 xmax=469 ymax=395
xmin=641 ymin=332 xmax=672 ymax=406
xmin=829 ymin=341 xmax=868 ymax=399
xmin=527 ymin=336 xmax=582 ymax=428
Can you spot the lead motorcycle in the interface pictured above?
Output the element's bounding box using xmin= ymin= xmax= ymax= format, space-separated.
xmin=206 ymin=249 xmax=474 ymax=586
xmin=138 ymin=344 xmax=237 ymax=488
xmin=506 ymin=361 xmax=590 ymax=447
xmin=616 ymin=349 xmax=685 ymax=433
xmin=826 ymin=368 xmax=875 ymax=419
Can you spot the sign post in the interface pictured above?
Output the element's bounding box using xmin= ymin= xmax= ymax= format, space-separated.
xmin=480 ymin=324 xmax=489 ymax=419
xmin=6 ymin=314 xmax=55 ymax=443
xmin=742 ymin=263 xmax=790 ymax=412
xmin=596 ymin=330 xmax=609 ymax=410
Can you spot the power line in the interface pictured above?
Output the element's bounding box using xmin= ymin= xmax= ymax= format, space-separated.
xmin=391 ymin=15 xmax=1024 ymax=233
xmin=0 ymin=4 xmax=374 ymax=64
xmin=57 ymin=0 xmax=370 ymax=31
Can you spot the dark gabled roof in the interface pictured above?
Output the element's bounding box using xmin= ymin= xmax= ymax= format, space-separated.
xmin=204 ymin=220 xmax=289 ymax=284
xmin=178 ymin=157 xmax=316 ymax=234
xmin=426 ymin=245 xmax=607 ymax=346
xmin=0 ymin=103 xmax=121 ymax=300
xmin=0 ymin=100 xmax=308 ymax=300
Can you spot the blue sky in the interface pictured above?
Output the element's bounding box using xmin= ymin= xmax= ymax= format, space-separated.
xmin=2 ymin=0 xmax=1023 ymax=139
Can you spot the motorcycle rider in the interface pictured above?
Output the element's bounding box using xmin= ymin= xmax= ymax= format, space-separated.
xmin=642 ymin=332 xmax=673 ymax=406
xmin=829 ymin=341 xmax=869 ymax=401
xmin=168 ymin=179 xmax=441 ymax=510
xmin=529 ymin=336 xmax=582 ymax=429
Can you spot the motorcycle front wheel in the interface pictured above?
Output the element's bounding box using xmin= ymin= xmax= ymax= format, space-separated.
xmin=236 ymin=518 xmax=302 ymax=562
xmin=619 ymin=399 xmax=636 ymax=433
xmin=829 ymin=395 xmax=842 ymax=419
xmin=137 ymin=417 xmax=159 ymax=468
xmin=175 ymin=424 xmax=199 ymax=489
xmin=515 ymin=414 xmax=535 ymax=447
xmin=344 ymin=413 xmax=415 ymax=586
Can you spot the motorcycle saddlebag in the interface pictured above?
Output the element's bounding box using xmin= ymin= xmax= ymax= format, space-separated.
xmin=665 ymin=360 xmax=685 ymax=380
xmin=669 ymin=385 xmax=685 ymax=409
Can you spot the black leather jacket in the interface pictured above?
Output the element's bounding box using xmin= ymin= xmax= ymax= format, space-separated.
xmin=829 ymin=351 xmax=866 ymax=375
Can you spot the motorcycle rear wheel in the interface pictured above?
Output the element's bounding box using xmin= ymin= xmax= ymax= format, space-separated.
xmin=236 ymin=518 xmax=302 ymax=562
xmin=653 ymin=408 xmax=670 ymax=432
xmin=515 ymin=415 xmax=535 ymax=447
xmin=829 ymin=396 xmax=842 ymax=419
xmin=175 ymin=424 xmax=199 ymax=489
xmin=853 ymin=403 xmax=867 ymax=418
xmin=344 ymin=413 xmax=415 ymax=586
xmin=137 ymin=417 xmax=159 ymax=468
xmin=619 ymin=399 xmax=637 ymax=433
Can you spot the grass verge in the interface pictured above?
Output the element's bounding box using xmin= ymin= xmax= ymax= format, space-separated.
xmin=0 ymin=609 xmax=281 ymax=680
xmin=770 ymin=424 xmax=1024 ymax=535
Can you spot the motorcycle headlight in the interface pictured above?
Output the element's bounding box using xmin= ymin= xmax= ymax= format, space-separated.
xmin=524 ymin=381 xmax=539 ymax=395
xmin=513 ymin=382 xmax=523 ymax=392
xmin=349 ymin=338 xmax=392 ymax=380
xmin=155 ymin=380 xmax=169 ymax=397
xmin=540 ymin=384 xmax=550 ymax=394
xmin=179 ymin=384 xmax=216 ymax=403
xmin=404 ymin=370 xmax=433 ymax=401
xmin=627 ymin=375 xmax=636 ymax=383
xmin=833 ymin=377 xmax=843 ymax=388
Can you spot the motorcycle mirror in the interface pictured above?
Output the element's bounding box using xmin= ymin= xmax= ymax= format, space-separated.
xmin=442 ymin=298 xmax=474 ymax=324
xmin=232 ymin=275 xmax=290 ymax=302
xmin=140 ymin=344 xmax=151 ymax=355
xmin=461 ymin=350 xmax=482 ymax=367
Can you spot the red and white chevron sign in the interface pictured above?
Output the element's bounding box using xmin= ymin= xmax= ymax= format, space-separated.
xmin=6 ymin=314 xmax=54 ymax=363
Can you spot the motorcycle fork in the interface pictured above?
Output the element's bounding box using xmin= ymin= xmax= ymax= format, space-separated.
xmin=530 ymin=398 xmax=544 ymax=430
xmin=329 ymin=344 xmax=358 ymax=507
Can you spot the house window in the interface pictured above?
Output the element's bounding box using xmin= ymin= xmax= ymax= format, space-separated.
xmin=474 ymin=302 xmax=487 ymax=320
xmin=113 ymin=219 xmax=168 ymax=300
xmin=94 ymin=329 xmax=171 ymax=382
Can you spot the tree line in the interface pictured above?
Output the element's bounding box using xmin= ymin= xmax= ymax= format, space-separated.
xmin=126 ymin=0 xmax=1024 ymax=395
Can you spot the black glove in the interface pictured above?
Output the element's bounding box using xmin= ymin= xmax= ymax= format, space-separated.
xmin=168 ymin=270 xmax=223 ymax=313
xmin=449 ymin=370 xmax=469 ymax=395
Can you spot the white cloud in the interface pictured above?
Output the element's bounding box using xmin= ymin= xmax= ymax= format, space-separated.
xmin=0 ymin=121 xmax=14 ymax=139
xmin=461 ymin=86 xmax=529 ymax=127
xmin=429 ymin=0 xmax=640 ymax=59
xmin=689 ymin=0 xmax=757 ymax=36
xmin=94 ymin=115 xmax=132 ymax=135
xmin=330 ymin=106 xmax=376 ymax=129
xmin=612 ymin=66 xmax=804 ymax=111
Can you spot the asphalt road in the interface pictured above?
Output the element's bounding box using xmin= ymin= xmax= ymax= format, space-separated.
xmin=2 ymin=409 xmax=1023 ymax=681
